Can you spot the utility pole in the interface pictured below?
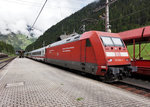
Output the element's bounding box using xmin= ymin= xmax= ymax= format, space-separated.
xmin=93 ymin=0 xmax=117 ymax=32
xmin=105 ymin=0 xmax=110 ymax=32
xmin=43 ymin=41 xmax=45 ymax=47
xmin=82 ymin=25 xmax=85 ymax=33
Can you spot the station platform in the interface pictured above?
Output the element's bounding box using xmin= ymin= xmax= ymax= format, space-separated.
xmin=0 ymin=58 xmax=150 ymax=106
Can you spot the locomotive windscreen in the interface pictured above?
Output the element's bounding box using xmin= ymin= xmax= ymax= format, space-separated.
xmin=101 ymin=36 xmax=124 ymax=47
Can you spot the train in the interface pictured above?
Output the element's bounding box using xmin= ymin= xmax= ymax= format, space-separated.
xmin=27 ymin=31 xmax=137 ymax=82
xmin=0 ymin=53 xmax=8 ymax=58
xmin=17 ymin=50 xmax=25 ymax=58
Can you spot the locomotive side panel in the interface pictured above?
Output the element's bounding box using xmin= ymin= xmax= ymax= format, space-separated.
xmin=61 ymin=41 xmax=81 ymax=62
xmin=46 ymin=41 xmax=82 ymax=71
xmin=46 ymin=41 xmax=81 ymax=61
xmin=46 ymin=39 xmax=98 ymax=74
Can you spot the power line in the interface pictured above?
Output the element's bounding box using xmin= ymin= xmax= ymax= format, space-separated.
xmin=31 ymin=0 xmax=48 ymax=29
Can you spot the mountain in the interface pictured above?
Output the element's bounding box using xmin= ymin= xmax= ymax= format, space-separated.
xmin=25 ymin=0 xmax=150 ymax=51
xmin=0 ymin=33 xmax=36 ymax=50
xmin=0 ymin=41 xmax=15 ymax=55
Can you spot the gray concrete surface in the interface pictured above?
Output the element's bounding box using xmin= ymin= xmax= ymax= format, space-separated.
xmin=0 ymin=58 xmax=150 ymax=107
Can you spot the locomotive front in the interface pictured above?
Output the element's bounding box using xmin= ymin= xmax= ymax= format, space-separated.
xmin=99 ymin=34 xmax=136 ymax=81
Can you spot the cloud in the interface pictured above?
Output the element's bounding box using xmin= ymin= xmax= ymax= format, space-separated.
xmin=0 ymin=0 xmax=96 ymax=37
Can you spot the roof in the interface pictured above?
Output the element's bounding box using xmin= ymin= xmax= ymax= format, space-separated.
xmin=118 ymin=26 xmax=150 ymax=41
xmin=143 ymin=26 xmax=150 ymax=38
xmin=50 ymin=34 xmax=81 ymax=47
xmin=80 ymin=31 xmax=120 ymax=40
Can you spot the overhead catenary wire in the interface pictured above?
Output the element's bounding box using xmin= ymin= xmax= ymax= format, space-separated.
xmin=31 ymin=0 xmax=48 ymax=29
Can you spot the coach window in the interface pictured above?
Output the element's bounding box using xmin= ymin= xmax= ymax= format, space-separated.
xmin=74 ymin=36 xmax=80 ymax=39
xmin=86 ymin=39 xmax=91 ymax=47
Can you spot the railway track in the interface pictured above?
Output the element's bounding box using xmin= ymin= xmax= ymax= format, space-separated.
xmin=0 ymin=57 xmax=8 ymax=60
xmin=111 ymin=78 xmax=150 ymax=98
xmin=0 ymin=57 xmax=16 ymax=69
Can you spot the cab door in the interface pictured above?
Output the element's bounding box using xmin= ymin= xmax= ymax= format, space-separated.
xmin=80 ymin=40 xmax=86 ymax=63
xmin=80 ymin=40 xmax=86 ymax=71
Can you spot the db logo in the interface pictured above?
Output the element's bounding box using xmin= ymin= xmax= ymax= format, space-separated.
xmin=115 ymin=52 xmax=120 ymax=56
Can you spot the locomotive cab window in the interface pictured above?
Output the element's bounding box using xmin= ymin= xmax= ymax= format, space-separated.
xmin=86 ymin=39 xmax=91 ymax=47
xmin=101 ymin=36 xmax=124 ymax=47
xmin=101 ymin=36 xmax=113 ymax=46
xmin=112 ymin=38 xmax=124 ymax=47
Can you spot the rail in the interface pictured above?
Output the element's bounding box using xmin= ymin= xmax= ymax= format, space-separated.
xmin=0 ymin=57 xmax=16 ymax=69
xmin=111 ymin=78 xmax=150 ymax=98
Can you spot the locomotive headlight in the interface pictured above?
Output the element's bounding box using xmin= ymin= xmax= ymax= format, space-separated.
xmin=126 ymin=58 xmax=129 ymax=61
xmin=108 ymin=59 xmax=112 ymax=62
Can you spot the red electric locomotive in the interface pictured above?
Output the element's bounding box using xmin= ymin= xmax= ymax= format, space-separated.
xmin=43 ymin=31 xmax=136 ymax=81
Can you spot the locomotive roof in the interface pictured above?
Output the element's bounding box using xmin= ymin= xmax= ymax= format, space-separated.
xmin=80 ymin=31 xmax=120 ymax=40
xmin=50 ymin=34 xmax=81 ymax=47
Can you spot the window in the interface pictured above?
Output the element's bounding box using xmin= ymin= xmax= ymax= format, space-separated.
xmin=66 ymin=39 xmax=71 ymax=41
xmin=101 ymin=36 xmax=124 ymax=47
xmin=74 ymin=36 xmax=80 ymax=39
xmin=101 ymin=36 xmax=114 ymax=46
xmin=112 ymin=38 xmax=124 ymax=47
xmin=86 ymin=39 xmax=91 ymax=47
xmin=32 ymin=51 xmax=41 ymax=55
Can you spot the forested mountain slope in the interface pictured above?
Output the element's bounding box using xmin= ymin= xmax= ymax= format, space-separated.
xmin=0 ymin=41 xmax=15 ymax=55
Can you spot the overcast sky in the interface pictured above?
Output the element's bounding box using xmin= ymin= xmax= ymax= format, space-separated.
xmin=0 ymin=0 xmax=98 ymax=37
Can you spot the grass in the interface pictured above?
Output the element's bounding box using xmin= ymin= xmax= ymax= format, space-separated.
xmin=76 ymin=97 xmax=84 ymax=101
xmin=127 ymin=43 xmax=150 ymax=60
xmin=0 ymin=57 xmax=15 ymax=62
xmin=9 ymin=54 xmax=17 ymax=57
